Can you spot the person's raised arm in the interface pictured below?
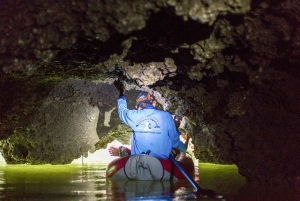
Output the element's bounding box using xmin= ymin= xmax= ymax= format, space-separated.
xmin=113 ymin=80 xmax=129 ymax=124
xmin=114 ymin=79 xmax=125 ymax=96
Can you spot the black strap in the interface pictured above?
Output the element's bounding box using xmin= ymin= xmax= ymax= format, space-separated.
xmin=141 ymin=150 xmax=151 ymax=155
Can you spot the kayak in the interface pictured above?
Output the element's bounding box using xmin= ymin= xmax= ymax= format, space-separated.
xmin=106 ymin=154 xmax=195 ymax=180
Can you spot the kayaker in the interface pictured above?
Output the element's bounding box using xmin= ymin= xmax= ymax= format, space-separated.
xmin=108 ymin=115 xmax=185 ymax=157
xmin=110 ymin=80 xmax=181 ymax=159
xmin=108 ymin=115 xmax=186 ymax=157
xmin=178 ymin=128 xmax=198 ymax=165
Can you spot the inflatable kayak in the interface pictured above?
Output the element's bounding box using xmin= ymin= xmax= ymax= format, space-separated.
xmin=106 ymin=154 xmax=195 ymax=180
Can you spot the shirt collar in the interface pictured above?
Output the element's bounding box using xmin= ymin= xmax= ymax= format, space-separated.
xmin=143 ymin=104 xmax=156 ymax=109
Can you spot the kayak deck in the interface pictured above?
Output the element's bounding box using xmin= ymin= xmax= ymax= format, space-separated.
xmin=106 ymin=154 xmax=194 ymax=180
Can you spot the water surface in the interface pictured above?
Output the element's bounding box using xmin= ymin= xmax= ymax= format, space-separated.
xmin=0 ymin=162 xmax=299 ymax=201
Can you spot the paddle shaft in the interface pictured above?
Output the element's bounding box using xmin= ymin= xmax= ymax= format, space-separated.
xmin=169 ymin=155 xmax=201 ymax=191
xmin=169 ymin=155 xmax=221 ymax=198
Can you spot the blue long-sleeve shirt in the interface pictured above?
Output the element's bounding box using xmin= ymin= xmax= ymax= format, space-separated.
xmin=117 ymin=95 xmax=180 ymax=159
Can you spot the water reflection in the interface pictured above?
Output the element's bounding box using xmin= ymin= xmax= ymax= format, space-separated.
xmin=0 ymin=163 xmax=102 ymax=201
xmin=198 ymin=163 xmax=300 ymax=201
xmin=108 ymin=180 xmax=173 ymax=200
xmin=106 ymin=179 xmax=198 ymax=201
xmin=0 ymin=162 xmax=299 ymax=201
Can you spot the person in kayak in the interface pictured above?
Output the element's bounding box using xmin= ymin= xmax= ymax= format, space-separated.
xmin=110 ymin=80 xmax=181 ymax=159
xmin=108 ymin=115 xmax=186 ymax=157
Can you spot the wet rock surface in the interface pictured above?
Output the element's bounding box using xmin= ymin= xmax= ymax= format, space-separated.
xmin=0 ymin=0 xmax=300 ymax=185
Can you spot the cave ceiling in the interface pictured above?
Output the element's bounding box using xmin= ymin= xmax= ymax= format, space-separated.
xmin=0 ymin=0 xmax=300 ymax=185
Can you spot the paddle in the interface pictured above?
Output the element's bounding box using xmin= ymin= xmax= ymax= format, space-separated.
xmin=169 ymin=155 xmax=223 ymax=198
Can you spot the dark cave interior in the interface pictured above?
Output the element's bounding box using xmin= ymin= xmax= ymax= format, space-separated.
xmin=0 ymin=0 xmax=300 ymax=186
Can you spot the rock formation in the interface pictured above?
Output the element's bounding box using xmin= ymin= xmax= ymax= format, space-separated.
xmin=0 ymin=0 xmax=300 ymax=185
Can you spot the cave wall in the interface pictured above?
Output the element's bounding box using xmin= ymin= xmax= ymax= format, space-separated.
xmin=0 ymin=78 xmax=168 ymax=164
xmin=0 ymin=0 xmax=300 ymax=185
xmin=0 ymin=79 xmax=109 ymax=164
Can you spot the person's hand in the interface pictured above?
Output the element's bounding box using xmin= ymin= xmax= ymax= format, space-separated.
xmin=114 ymin=79 xmax=125 ymax=95
xmin=108 ymin=146 xmax=120 ymax=156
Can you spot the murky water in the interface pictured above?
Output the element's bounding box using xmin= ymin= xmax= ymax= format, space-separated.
xmin=0 ymin=162 xmax=299 ymax=201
